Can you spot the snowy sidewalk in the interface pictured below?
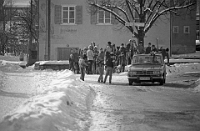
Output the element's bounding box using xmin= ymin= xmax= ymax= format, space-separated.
xmin=172 ymin=51 xmax=200 ymax=59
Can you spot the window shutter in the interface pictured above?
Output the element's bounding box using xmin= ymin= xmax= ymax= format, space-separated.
xmin=111 ymin=9 xmax=118 ymax=24
xmin=55 ymin=5 xmax=62 ymax=24
xmin=90 ymin=6 xmax=97 ymax=24
xmin=76 ymin=6 xmax=83 ymax=24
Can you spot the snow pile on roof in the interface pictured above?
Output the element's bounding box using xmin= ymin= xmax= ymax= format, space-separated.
xmin=0 ymin=54 xmax=21 ymax=61
xmin=37 ymin=61 xmax=69 ymax=65
xmin=0 ymin=70 xmax=96 ymax=131
xmin=0 ymin=60 xmax=27 ymax=72
xmin=4 ymin=0 xmax=30 ymax=7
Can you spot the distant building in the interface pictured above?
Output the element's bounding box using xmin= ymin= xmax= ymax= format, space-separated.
xmin=38 ymin=0 xmax=197 ymax=61
xmin=38 ymin=0 xmax=171 ymax=61
xmin=170 ymin=0 xmax=197 ymax=54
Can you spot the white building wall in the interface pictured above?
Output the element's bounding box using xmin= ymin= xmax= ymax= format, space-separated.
xmin=38 ymin=0 xmax=170 ymax=60
xmin=145 ymin=18 xmax=170 ymax=49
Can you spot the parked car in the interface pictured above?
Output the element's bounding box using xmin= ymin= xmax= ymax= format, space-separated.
xmin=127 ymin=53 xmax=166 ymax=85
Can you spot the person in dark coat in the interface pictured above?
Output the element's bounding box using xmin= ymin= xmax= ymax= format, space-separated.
xmin=103 ymin=53 xmax=115 ymax=84
xmin=165 ymin=48 xmax=170 ymax=66
xmin=145 ymin=42 xmax=152 ymax=54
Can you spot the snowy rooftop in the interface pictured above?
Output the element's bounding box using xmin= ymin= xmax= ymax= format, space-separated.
xmin=4 ymin=0 xmax=30 ymax=7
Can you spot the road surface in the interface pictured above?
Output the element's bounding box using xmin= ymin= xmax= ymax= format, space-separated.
xmin=85 ymin=72 xmax=200 ymax=131
xmin=0 ymin=70 xmax=200 ymax=131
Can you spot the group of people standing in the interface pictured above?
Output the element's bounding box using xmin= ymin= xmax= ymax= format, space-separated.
xmin=145 ymin=42 xmax=170 ymax=65
xmin=69 ymin=40 xmax=170 ymax=83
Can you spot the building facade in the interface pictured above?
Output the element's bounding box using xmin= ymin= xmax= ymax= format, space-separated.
xmin=38 ymin=0 xmax=171 ymax=61
xmin=38 ymin=0 xmax=196 ymax=61
xmin=171 ymin=0 xmax=197 ymax=54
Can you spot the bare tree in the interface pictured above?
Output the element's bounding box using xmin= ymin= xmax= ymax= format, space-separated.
xmin=87 ymin=0 xmax=196 ymax=46
xmin=0 ymin=0 xmax=8 ymax=55
xmin=18 ymin=0 xmax=39 ymax=44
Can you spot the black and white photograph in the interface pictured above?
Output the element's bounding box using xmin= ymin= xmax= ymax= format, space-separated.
xmin=0 ymin=0 xmax=200 ymax=131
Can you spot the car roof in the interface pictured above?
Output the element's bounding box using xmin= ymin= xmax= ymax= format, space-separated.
xmin=133 ymin=53 xmax=162 ymax=57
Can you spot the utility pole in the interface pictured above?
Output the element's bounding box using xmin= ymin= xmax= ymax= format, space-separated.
xmin=27 ymin=0 xmax=33 ymax=65
xmin=46 ymin=0 xmax=51 ymax=60
xmin=199 ymin=0 xmax=200 ymax=41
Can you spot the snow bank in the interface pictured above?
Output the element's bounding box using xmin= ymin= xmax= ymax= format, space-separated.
xmin=193 ymin=79 xmax=200 ymax=92
xmin=0 ymin=70 xmax=96 ymax=131
xmin=166 ymin=63 xmax=200 ymax=75
xmin=165 ymin=58 xmax=200 ymax=63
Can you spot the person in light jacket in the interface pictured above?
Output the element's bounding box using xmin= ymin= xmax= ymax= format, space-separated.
xmin=103 ymin=52 xmax=115 ymax=84
xmin=97 ymin=48 xmax=104 ymax=83
xmin=79 ymin=55 xmax=88 ymax=81
xmin=87 ymin=45 xmax=94 ymax=74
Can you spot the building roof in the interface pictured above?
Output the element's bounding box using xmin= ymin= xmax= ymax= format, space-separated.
xmin=4 ymin=0 xmax=31 ymax=8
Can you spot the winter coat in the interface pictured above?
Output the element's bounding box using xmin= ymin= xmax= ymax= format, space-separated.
xmin=79 ymin=58 xmax=88 ymax=68
xmin=105 ymin=57 xmax=114 ymax=68
xmin=87 ymin=49 xmax=94 ymax=61
xmin=97 ymin=51 xmax=104 ymax=67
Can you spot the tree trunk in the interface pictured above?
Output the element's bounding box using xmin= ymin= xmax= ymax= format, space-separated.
xmin=138 ymin=26 xmax=145 ymax=46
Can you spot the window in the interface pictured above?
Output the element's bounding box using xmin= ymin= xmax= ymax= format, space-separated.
xmin=184 ymin=26 xmax=190 ymax=34
xmin=132 ymin=55 xmax=162 ymax=64
xmin=62 ymin=6 xmax=75 ymax=24
xmin=98 ymin=10 xmax=111 ymax=24
xmin=173 ymin=26 xmax=179 ymax=33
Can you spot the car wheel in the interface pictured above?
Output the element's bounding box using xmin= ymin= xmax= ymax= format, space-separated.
xmin=159 ymin=74 xmax=165 ymax=85
xmin=128 ymin=79 xmax=133 ymax=85
xmin=160 ymin=80 xmax=164 ymax=85
xmin=163 ymin=78 xmax=166 ymax=84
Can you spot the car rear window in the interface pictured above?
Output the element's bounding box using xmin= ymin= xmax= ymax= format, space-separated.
xmin=132 ymin=55 xmax=162 ymax=64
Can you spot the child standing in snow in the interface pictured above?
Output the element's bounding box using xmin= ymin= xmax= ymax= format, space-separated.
xmin=79 ymin=55 xmax=88 ymax=81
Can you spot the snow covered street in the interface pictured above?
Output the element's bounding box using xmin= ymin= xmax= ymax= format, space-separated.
xmin=0 ymin=54 xmax=200 ymax=131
